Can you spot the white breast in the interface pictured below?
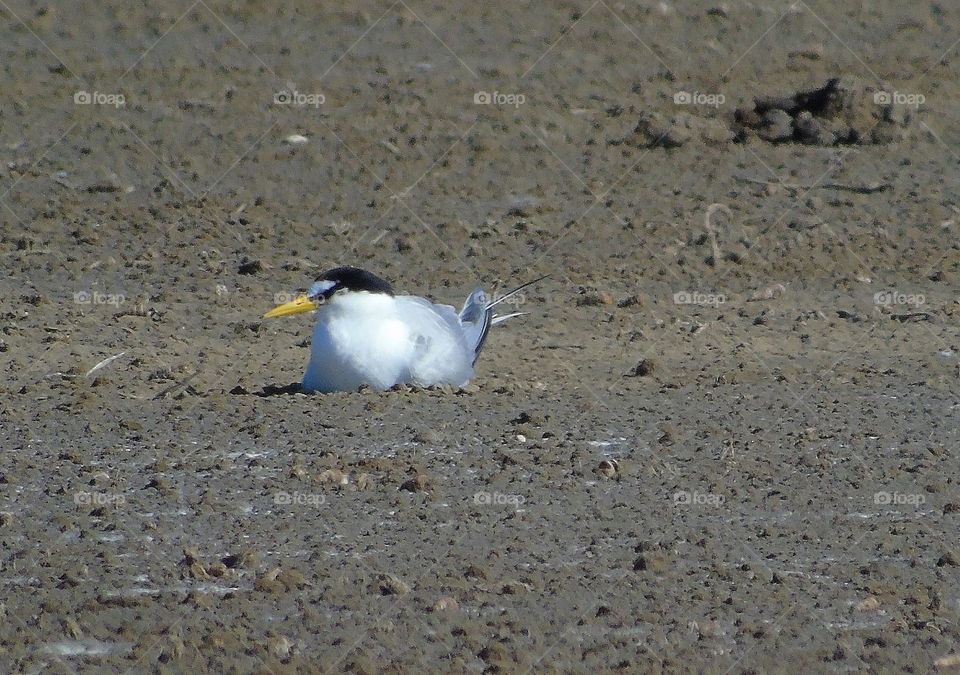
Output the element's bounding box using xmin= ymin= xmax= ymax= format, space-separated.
xmin=301 ymin=292 xmax=475 ymax=392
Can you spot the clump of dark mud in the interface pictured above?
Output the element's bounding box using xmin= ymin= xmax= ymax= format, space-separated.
xmin=632 ymin=77 xmax=920 ymax=148
xmin=732 ymin=76 xmax=918 ymax=145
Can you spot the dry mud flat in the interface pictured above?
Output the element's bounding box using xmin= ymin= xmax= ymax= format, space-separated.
xmin=2 ymin=1 xmax=960 ymax=673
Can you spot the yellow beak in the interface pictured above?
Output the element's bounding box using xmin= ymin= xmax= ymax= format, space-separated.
xmin=263 ymin=295 xmax=319 ymax=318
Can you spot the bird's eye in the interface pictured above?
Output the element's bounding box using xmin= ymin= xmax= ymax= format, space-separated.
xmin=307 ymin=280 xmax=337 ymax=300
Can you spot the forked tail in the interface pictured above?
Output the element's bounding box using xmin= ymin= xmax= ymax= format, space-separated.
xmin=459 ymin=275 xmax=549 ymax=364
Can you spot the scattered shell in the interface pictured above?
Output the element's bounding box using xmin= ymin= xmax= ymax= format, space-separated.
xmin=266 ymin=634 xmax=292 ymax=659
xmin=750 ymin=283 xmax=786 ymax=300
xmin=290 ymin=458 xmax=307 ymax=480
xmin=63 ymin=618 xmax=83 ymax=640
xmin=431 ymin=596 xmax=459 ymax=612
xmin=378 ymin=574 xmax=410 ymax=595
xmin=935 ymin=654 xmax=960 ymax=670
xmin=277 ymin=568 xmax=310 ymax=589
xmin=596 ymin=459 xmax=620 ymax=478
xmin=254 ymin=567 xmax=284 ymax=593
xmin=222 ymin=549 xmax=260 ymax=569
xmin=182 ymin=547 xmax=202 ymax=566
xmin=188 ymin=562 xmax=210 ymax=580
xmin=399 ymin=474 xmax=431 ymax=492
xmin=464 ymin=565 xmax=487 ymax=580
xmin=205 ymin=561 xmax=228 ymax=578
xmin=412 ymin=428 xmax=441 ymax=444
xmin=788 ymin=44 xmax=824 ymax=60
xmin=576 ymin=291 xmax=615 ymax=306
xmin=317 ymin=469 xmax=349 ymax=485
xmin=501 ymin=580 xmax=533 ymax=594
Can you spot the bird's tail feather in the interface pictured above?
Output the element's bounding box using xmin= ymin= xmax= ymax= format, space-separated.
xmin=491 ymin=312 xmax=526 ymax=325
xmin=459 ymin=275 xmax=549 ymax=364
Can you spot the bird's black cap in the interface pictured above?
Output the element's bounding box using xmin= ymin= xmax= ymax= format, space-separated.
xmin=316 ymin=267 xmax=394 ymax=296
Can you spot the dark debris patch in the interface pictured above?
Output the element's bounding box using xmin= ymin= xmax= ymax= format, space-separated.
xmin=230 ymin=383 xmax=306 ymax=396
xmin=732 ymin=76 xmax=917 ymax=146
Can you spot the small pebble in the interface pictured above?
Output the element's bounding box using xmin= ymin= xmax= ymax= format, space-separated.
xmin=399 ymin=474 xmax=431 ymax=492
xmin=625 ymin=359 xmax=656 ymax=377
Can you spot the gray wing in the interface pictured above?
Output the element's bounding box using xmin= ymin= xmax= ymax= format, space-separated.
xmin=458 ymin=287 xmax=493 ymax=365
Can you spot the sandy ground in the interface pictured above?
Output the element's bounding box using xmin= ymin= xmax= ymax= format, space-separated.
xmin=2 ymin=0 xmax=960 ymax=672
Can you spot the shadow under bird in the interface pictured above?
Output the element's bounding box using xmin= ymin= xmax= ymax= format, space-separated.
xmin=263 ymin=266 xmax=546 ymax=393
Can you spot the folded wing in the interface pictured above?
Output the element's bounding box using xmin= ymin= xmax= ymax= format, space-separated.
xmin=458 ymin=287 xmax=493 ymax=365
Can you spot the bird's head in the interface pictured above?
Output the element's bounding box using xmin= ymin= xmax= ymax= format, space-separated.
xmin=263 ymin=266 xmax=394 ymax=318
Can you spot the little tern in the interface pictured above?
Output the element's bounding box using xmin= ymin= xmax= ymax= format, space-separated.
xmin=263 ymin=266 xmax=545 ymax=392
